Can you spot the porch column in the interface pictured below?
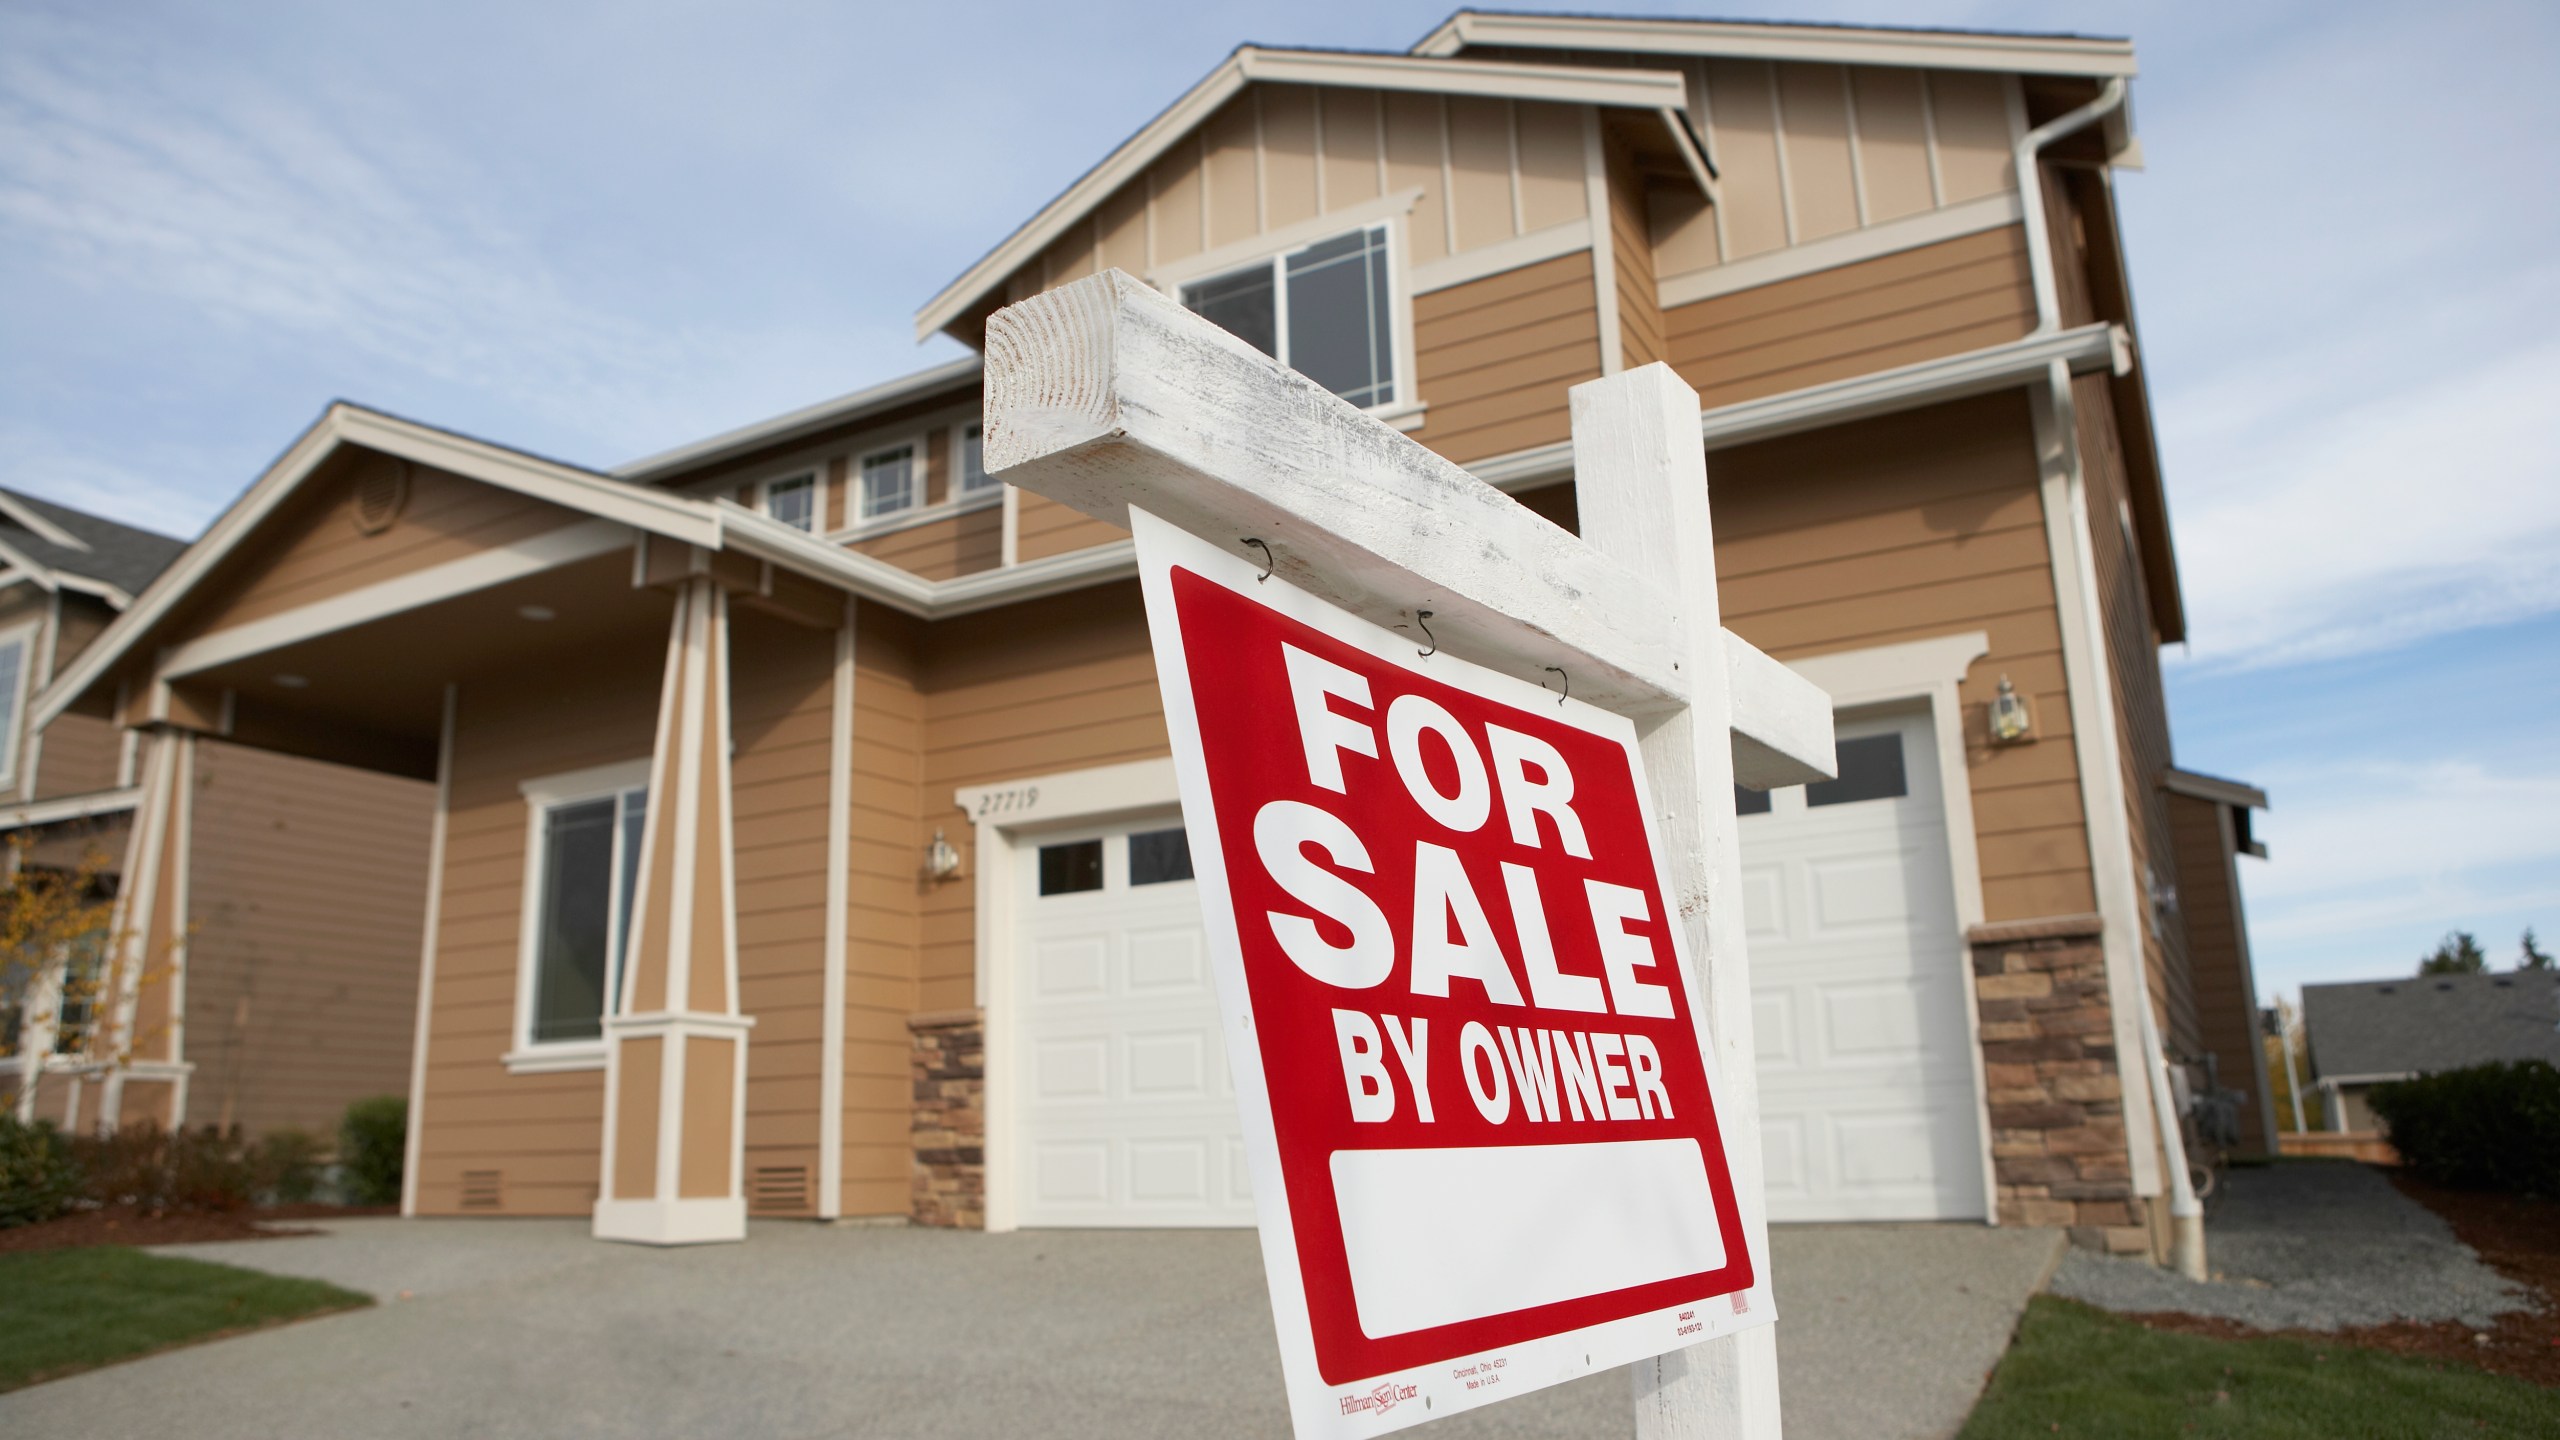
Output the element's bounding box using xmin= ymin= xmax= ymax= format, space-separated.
xmin=97 ymin=729 xmax=196 ymax=1131
xmin=594 ymin=574 xmax=753 ymax=1245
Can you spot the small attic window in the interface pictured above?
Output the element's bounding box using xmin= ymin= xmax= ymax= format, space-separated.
xmin=1182 ymin=225 xmax=1398 ymax=411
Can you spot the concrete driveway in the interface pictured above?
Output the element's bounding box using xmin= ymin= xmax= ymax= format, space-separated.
xmin=3 ymin=1219 xmax=2058 ymax=1440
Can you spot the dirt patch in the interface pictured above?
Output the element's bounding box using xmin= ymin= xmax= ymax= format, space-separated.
xmin=0 ymin=1204 xmax=393 ymax=1255
xmin=2119 ymin=1176 xmax=2558 ymax=1389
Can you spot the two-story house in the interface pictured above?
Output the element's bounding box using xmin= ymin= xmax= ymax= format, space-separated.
xmin=0 ymin=486 xmax=433 ymax=1140
xmin=33 ymin=12 xmax=2270 ymax=1259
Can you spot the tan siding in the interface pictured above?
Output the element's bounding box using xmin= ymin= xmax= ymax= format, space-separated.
xmin=188 ymin=462 xmax=586 ymax=635
xmin=1014 ymin=493 xmax=1128 ymax=564
xmin=1261 ymin=87 xmax=1319 ymax=231
xmin=33 ymin=714 xmax=122 ymax=800
xmin=1607 ymin=143 xmax=1664 ymax=371
xmin=849 ymin=505 xmax=1003 ymax=582
xmin=1851 ymin=67 xmax=1935 ymax=222
xmin=1775 ymin=64 xmax=1859 ymax=241
xmin=1148 ymin=138 xmax=1206 ymax=267
xmin=1409 ymin=250 xmax=1603 ymax=464
xmin=1320 ymin=89 xmax=1384 ymax=210
xmin=1701 ymin=59 xmax=1788 ymax=259
xmin=1662 ymin=225 xmax=2034 ymax=409
xmin=914 ymin=584 xmax=1166 ymax=1016
xmin=1928 ymin=70 xmax=2017 ymax=202
xmin=181 ymin=742 xmax=433 ymax=1139
xmin=1515 ymin=101 xmax=1586 ymax=231
xmin=1203 ymin=96 xmax=1260 ymax=249
xmin=1446 ymin=96 xmax=1516 ymax=253
xmin=1708 ymin=391 xmax=2094 ymax=922
xmin=844 ymin=604 xmax=925 ymax=1215
xmin=2170 ymin=793 xmax=2270 ymax=1155
xmin=1383 ymin=91 xmax=1450 ymax=266
xmin=414 ymin=634 xmax=664 ymax=1215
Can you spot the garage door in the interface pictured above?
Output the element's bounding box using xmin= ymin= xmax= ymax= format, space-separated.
xmin=1012 ymin=816 xmax=1254 ymax=1226
xmin=1741 ymin=709 xmax=1986 ymax=1221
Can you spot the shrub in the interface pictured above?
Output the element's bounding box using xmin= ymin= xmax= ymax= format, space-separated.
xmin=73 ymin=1124 xmax=255 ymax=1214
xmin=339 ymin=1096 xmax=405 ymax=1207
xmin=0 ymin=1112 xmax=82 ymax=1227
xmin=2368 ymin=1059 xmax=2560 ymax=1196
xmin=249 ymin=1127 xmax=326 ymax=1205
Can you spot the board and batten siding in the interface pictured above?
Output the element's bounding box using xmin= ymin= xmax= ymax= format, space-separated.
xmin=181 ymin=740 xmax=433 ymax=1137
xmin=1408 ymin=249 xmax=1604 ymax=465
xmin=1663 ymin=225 xmax=2035 ymax=411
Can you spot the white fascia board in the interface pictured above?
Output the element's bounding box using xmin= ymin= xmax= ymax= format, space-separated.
xmin=0 ymin=786 xmax=143 ymax=832
xmin=2162 ymin=768 xmax=2269 ymax=811
xmin=1412 ymin=12 xmax=2139 ymax=78
xmin=911 ymin=48 xmax=1691 ymax=342
xmin=0 ymin=493 xmax=90 ymax=551
xmin=0 ymin=535 xmax=57 ymax=593
xmin=33 ymin=403 xmax=719 ymax=733
xmin=613 ymin=355 xmax=985 ymax=483
xmin=53 ymin=574 xmax=135 ymax=610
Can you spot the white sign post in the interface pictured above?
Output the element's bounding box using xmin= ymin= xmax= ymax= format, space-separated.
xmin=985 ymin=270 xmax=1834 ymax=1439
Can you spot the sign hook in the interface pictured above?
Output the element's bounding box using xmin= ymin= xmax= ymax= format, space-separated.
xmin=1544 ymin=666 xmax=1569 ymax=706
xmin=1242 ymin=537 xmax=1274 ymax=582
xmin=1415 ymin=610 xmax=1436 ymax=658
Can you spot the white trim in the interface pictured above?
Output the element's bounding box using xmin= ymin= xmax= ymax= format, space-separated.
xmin=912 ymin=48 xmax=1688 ymax=340
xmin=615 ymin=356 xmax=982 ymax=482
xmin=2031 ymin=359 xmax=2161 ymax=1197
xmin=1785 ymin=631 xmax=1999 ymax=1216
xmin=817 ymin=600 xmax=854 ymax=1219
xmin=400 ymin=688 xmax=457 ymax=1217
xmin=506 ymin=757 xmax=652 ymax=1074
xmin=950 ymin=418 xmax=1001 ymax=502
xmin=825 ymin=488 xmax=1001 ymax=547
xmin=1583 ymin=107 xmax=1624 ymax=376
xmin=18 ymin=594 xmax=60 ymax=801
xmin=853 ymin=437 xmax=928 ymax=524
xmin=2162 ymin=768 xmax=2266 ymax=811
xmin=164 ymin=733 xmax=194 ymax=1127
xmin=0 ymin=618 xmax=41 ymax=791
xmin=1408 ymin=216 xmax=1593 ymax=295
xmin=1159 ymin=214 xmax=1417 ymax=418
xmin=0 ymin=493 xmax=90 ymax=550
xmin=955 ymin=756 xmax=1181 ymax=1234
xmin=1410 ymin=12 xmax=2140 ymax=78
xmin=998 ymin=486 xmax=1022 ymax=570
xmin=161 ymin=518 xmax=629 ymax=680
xmin=1657 ymin=192 xmax=2024 ymax=308
xmin=1146 ymin=188 xmax=1423 ymax=293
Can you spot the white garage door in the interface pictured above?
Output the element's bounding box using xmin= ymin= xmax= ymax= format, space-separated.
xmin=1742 ymin=710 xmax=1986 ymax=1221
xmin=1011 ymin=816 xmax=1254 ymax=1227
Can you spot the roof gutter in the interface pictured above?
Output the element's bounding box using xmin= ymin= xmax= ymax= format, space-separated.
xmin=2016 ymin=78 xmax=2128 ymax=335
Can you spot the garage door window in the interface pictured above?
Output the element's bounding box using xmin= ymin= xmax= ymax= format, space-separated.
xmin=1128 ymin=827 xmax=1194 ymax=885
xmin=1038 ymin=839 xmax=1104 ymax=896
xmin=1807 ymin=733 xmax=1907 ymax=807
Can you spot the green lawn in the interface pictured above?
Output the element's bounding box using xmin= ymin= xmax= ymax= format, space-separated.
xmin=0 ymin=1246 xmax=368 ymax=1392
xmin=1961 ymin=1297 xmax=2558 ymax=1440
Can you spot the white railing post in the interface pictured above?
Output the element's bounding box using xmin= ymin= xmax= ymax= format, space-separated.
xmin=1572 ymin=363 xmax=1787 ymax=1439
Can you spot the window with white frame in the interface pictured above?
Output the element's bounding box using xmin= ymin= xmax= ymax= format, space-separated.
xmin=0 ymin=625 xmax=31 ymax=788
xmin=1181 ymin=225 xmax=1397 ymax=409
xmin=956 ymin=422 xmax=997 ymax=496
xmin=859 ymin=444 xmax=917 ymax=520
xmin=522 ymin=776 xmax=648 ymax=1048
xmin=762 ymin=472 xmax=816 ymax=533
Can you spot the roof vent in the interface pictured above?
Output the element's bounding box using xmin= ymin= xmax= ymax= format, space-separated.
xmin=349 ymin=453 xmax=411 ymax=536
xmin=2377 ymin=985 xmax=2397 ymax=994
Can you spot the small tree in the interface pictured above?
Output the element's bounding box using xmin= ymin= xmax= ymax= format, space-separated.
xmin=0 ymin=843 xmax=120 ymax=1120
xmin=2521 ymin=928 xmax=2554 ymax=972
xmin=2418 ymin=930 xmax=2488 ymax=975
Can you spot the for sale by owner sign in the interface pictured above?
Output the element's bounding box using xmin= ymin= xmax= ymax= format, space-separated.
xmin=1134 ymin=508 xmax=1775 ymax=1438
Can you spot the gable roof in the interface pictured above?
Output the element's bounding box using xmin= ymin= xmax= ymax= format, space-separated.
xmin=0 ymin=488 xmax=187 ymax=605
xmin=2302 ymin=972 xmax=2560 ymax=1081
xmin=912 ymin=46 xmax=1694 ymax=343
xmin=1410 ymin=10 xmax=2138 ymax=76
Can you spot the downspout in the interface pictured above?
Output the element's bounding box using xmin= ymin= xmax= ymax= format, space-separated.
xmin=2017 ymin=74 xmax=2204 ymax=1278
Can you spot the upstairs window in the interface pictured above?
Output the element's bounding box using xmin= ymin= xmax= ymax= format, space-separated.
xmin=0 ymin=625 xmax=29 ymax=789
xmin=762 ymin=472 xmax=816 ymax=533
xmin=1182 ymin=225 xmax=1396 ymax=410
xmin=956 ymin=422 xmax=998 ymax=496
xmin=860 ymin=444 xmax=917 ymax=520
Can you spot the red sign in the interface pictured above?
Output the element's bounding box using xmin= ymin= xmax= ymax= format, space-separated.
xmin=1134 ymin=511 xmax=1772 ymax=1437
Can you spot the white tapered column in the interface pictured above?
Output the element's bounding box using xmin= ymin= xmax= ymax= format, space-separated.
xmin=594 ymin=575 xmax=753 ymax=1245
xmin=97 ymin=729 xmax=196 ymax=1132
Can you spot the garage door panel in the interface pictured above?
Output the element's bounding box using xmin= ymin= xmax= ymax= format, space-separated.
xmin=1127 ymin=925 xmax=1206 ymax=991
xmin=1032 ymin=934 xmax=1111 ymax=997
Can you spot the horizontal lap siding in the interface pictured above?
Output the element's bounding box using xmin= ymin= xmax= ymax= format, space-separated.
xmin=1609 ymin=144 xmax=1665 ymax=371
xmin=1707 ymin=391 xmax=2095 ymax=921
xmin=914 ymin=583 xmax=1167 ymax=1015
xmin=851 ymin=505 xmax=1002 ymax=581
xmin=728 ymin=613 xmax=841 ymax=1215
xmin=2169 ymin=793 xmax=2268 ymax=1154
xmin=34 ymin=713 xmax=122 ymax=800
xmin=844 ymin=604 xmax=924 ymax=1217
xmin=1014 ymin=493 xmax=1127 ymax=564
xmin=1663 ymin=227 xmax=2034 ymax=410
xmin=1410 ymin=251 xmax=1603 ymax=465
xmin=189 ymin=462 xmax=586 ymax=634
xmin=182 ymin=741 xmax=433 ymax=1138
xmin=414 ymin=634 xmax=664 ymax=1216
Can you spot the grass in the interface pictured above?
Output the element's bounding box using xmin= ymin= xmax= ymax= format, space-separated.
xmin=0 ymin=1245 xmax=369 ymax=1392
xmin=1960 ymin=1297 xmax=2559 ymax=1440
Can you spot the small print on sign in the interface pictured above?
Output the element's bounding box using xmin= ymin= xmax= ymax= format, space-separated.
xmin=1133 ymin=510 xmax=1773 ymax=1439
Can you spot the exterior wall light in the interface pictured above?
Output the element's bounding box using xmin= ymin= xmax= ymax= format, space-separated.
xmin=1989 ymin=674 xmax=2033 ymax=744
xmin=926 ymin=828 xmax=963 ymax=881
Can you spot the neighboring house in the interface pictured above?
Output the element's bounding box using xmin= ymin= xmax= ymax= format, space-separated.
xmin=0 ymin=487 xmax=434 ymax=1140
xmin=2301 ymin=972 xmax=2560 ymax=1133
xmin=2162 ymin=769 xmax=2276 ymax=1154
xmin=30 ymin=13 xmax=2269 ymax=1260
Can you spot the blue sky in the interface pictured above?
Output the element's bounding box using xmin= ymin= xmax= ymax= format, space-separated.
xmin=3 ymin=1 xmax=2553 ymax=1003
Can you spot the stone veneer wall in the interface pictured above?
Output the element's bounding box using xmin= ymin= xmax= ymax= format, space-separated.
xmin=909 ymin=1010 xmax=985 ymax=1228
xmin=1969 ymin=914 xmax=2152 ymax=1254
